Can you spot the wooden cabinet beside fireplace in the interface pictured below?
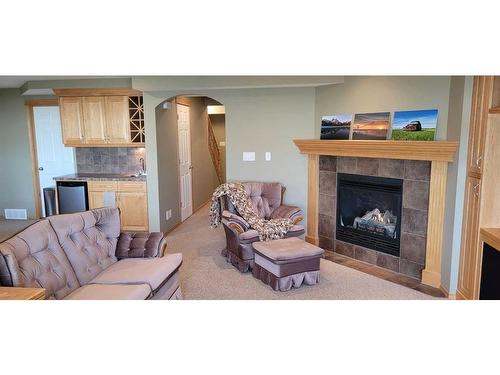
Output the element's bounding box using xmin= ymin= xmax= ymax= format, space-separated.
xmin=457 ymin=76 xmax=500 ymax=299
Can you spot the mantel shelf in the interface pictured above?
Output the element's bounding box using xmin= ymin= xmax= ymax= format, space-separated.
xmin=293 ymin=139 xmax=459 ymax=162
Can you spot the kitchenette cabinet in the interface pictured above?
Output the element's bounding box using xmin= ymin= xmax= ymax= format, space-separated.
xmin=56 ymin=89 xmax=144 ymax=147
xmin=88 ymin=180 xmax=148 ymax=231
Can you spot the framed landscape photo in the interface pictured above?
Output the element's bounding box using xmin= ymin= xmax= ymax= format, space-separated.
xmin=320 ymin=114 xmax=352 ymax=140
xmin=391 ymin=109 xmax=438 ymax=141
xmin=352 ymin=112 xmax=391 ymax=140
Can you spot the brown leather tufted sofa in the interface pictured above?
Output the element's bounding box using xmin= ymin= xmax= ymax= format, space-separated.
xmin=221 ymin=182 xmax=305 ymax=272
xmin=0 ymin=207 xmax=182 ymax=300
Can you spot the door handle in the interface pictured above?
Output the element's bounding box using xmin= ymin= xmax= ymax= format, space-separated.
xmin=38 ymin=167 xmax=44 ymax=171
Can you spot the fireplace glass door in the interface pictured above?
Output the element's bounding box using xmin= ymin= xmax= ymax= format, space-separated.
xmin=336 ymin=173 xmax=403 ymax=256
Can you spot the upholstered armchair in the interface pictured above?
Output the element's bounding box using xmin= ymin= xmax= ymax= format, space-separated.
xmin=221 ymin=182 xmax=305 ymax=272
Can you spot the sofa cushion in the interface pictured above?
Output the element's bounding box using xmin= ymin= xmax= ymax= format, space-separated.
xmin=48 ymin=208 xmax=120 ymax=285
xmin=242 ymin=182 xmax=282 ymax=219
xmin=0 ymin=220 xmax=80 ymax=299
xmin=65 ymin=283 xmax=151 ymax=300
xmin=116 ymin=232 xmax=165 ymax=259
xmin=239 ymin=224 xmax=305 ymax=242
xmin=89 ymin=253 xmax=182 ymax=291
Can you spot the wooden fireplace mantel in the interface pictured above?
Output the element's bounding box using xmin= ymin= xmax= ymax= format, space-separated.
xmin=293 ymin=139 xmax=458 ymax=162
xmin=293 ymin=139 xmax=459 ymax=290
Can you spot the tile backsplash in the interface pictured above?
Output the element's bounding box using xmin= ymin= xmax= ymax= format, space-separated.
xmin=76 ymin=147 xmax=146 ymax=175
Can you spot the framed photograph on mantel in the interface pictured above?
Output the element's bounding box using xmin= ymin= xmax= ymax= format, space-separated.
xmin=352 ymin=112 xmax=391 ymax=140
xmin=320 ymin=114 xmax=352 ymax=140
xmin=391 ymin=109 xmax=438 ymax=141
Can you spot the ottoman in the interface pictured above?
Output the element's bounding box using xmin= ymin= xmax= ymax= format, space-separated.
xmin=252 ymin=237 xmax=325 ymax=291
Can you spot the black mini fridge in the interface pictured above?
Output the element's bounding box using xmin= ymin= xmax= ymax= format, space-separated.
xmin=56 ymin=181 xmax=89 ymax=214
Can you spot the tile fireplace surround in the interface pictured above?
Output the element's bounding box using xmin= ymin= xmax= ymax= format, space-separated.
xmin=293 ymin=139 xmax=458 ymax=290
xmin=318 ymin=156 xmax=430 ymax=279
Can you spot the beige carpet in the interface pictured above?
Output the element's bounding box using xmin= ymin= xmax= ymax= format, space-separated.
xmin=165 ymin=205 xmax=435 ymax=299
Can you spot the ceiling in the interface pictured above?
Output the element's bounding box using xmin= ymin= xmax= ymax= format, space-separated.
xmin=0 ymin=76 xmax=118 ymax=88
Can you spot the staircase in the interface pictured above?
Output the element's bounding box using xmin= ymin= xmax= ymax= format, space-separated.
xmin=208 ymin=116 xmax=223 ymax=184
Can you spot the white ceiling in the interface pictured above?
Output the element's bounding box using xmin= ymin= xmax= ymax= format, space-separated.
xmin=0 ymin=76 xmax=110 ymax=88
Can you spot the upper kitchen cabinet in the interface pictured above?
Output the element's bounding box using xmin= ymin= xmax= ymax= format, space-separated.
xmin=59 ymin=97 xmax=85 ymax=146
xmin=105 ymin=96 xmax=130 ymax=144
xmin=55 ymin=89 xmax=144 ymax=147
xmin=82 ymin=96 xmax=107 ymax=144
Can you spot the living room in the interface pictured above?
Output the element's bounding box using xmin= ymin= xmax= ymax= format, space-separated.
xmin=2 ymin=1 xmax=499 ymax=374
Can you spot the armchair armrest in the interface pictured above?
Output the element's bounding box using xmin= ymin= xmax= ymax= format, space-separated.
xmin=116 ymin=232 xmax=167 ymax=259
xmin=222 ymin=210 xmax=250 ymax=233
xmin=270 ymin=205 xmax=304 ymax=224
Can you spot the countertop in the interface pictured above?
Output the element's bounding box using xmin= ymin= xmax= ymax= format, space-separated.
xmin=53 ymin=173 xmax=147 ymax=182
xmin=480 ymin=228 xmax=500 ymax=250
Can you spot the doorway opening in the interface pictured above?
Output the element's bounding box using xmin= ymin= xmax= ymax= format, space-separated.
xmin=27 ymin=100 xmax=76 ymax=218
xmin=155 ymin=95 xmax=225 ymax=229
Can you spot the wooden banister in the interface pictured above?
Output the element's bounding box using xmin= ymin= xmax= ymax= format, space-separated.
xmin=208 ymin=115 xmax=223 ymax=183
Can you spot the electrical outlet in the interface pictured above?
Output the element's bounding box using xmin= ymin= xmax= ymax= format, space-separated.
xmin=242 ymin=152 xmax=255 ymax=161
xmin=165 ymin=209 xmax=172 ymax=221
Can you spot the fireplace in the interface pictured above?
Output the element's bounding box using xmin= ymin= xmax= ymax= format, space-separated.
xmin=336 ymin=173 xmax=403 ymax=256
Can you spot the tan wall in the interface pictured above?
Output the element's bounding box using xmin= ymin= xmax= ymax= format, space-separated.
xmin=155 ymin=99 xmax=180 ymax=232
xmin=144 ymin=87 xmax=316 ymax=231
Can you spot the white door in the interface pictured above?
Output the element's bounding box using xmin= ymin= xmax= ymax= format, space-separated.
xmin=177 ymin=104 xmax=193 ymax=221
xmin=33 ymin=106 xmax=75 ymax=217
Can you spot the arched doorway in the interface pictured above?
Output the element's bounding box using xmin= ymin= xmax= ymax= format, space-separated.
xmin=155 ymin=95 xmax=226 ymax=230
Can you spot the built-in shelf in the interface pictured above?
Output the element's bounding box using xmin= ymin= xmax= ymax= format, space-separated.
xmin=293 ymin=140 xmax=459 ymax=162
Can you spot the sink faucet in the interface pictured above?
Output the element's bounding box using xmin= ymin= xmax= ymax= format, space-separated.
xmin=139 ymin=157 xmax=146 ymax=176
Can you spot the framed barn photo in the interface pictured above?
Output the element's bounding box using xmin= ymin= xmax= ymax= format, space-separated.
xmin=391 ymin=109 xmax=438 ymax=141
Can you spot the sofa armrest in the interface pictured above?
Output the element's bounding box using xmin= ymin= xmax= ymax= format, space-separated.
xmin=270 ymin=205 xmax=304 ymax=224
xmin=116 ymin=232 xmax=167 ymax=259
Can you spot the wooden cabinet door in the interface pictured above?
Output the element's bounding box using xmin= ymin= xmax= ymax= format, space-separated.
xmin=467 ymin=77 xmax=493 ymax=176
xmin=88 ymin=191 xmax=105 ymax=209
xmin=82 ymin=97 xmax=107 ymax=144
xmin=59 ymin=97 xmax=85 ymax=145
xmin=105 ymin=96 xmax=130 ymax=144
xmin=117 ymin=191 xmax=148 ymax=231
xmin=457 ymin=176 xmax=482 ymax=299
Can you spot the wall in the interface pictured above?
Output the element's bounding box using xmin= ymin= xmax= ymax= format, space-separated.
xmin=75 ymin=147 xmax=146 ymax=175
xmin=144 ymin=87 xmax=316 ymax=232
xmin=447 ymin=77 xmax=473 ymax=293
xmin=315 ymin=76 xmax=472 ymax=293
xmin=315 ymin=76 xmax=452 ymax=139
xmin=155 ymin=99 xmax=180 ymax=232
xmin=0 ymin=89 xmax=54 ymax=218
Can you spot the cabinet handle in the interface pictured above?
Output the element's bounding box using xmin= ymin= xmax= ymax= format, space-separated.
xmin=473 ymin=183 xmax=480 ymax=197
xmin=476 ymin=156 xmax=482 ymax=168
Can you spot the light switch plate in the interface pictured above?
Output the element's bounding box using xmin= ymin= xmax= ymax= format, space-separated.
xmin=265 ymin=152 xmax=271 ymax=161
xmin=242 ymin=152 xmax=255 ymax=161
